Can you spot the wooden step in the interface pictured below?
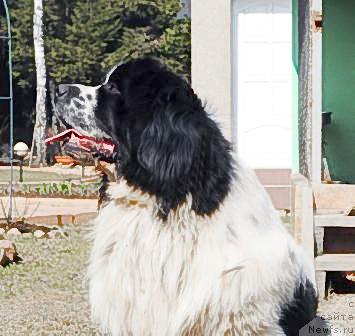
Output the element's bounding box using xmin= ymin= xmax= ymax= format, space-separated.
xmin=255 ymin=169 xmax=291 ymax=185
xmin=264 ymin=186 xmax=291 ymax=210
xmin=255 ymin=169 xmax=291 ymax=210
xmin=314 ymin=214 xmax=355 ymax=227
xmin=315 ymin=254 xmax=355 ymax=271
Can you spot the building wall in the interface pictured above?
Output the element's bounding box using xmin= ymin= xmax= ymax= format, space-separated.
xmin=191 ymin=0 xmax=233 ymax=140
xmin=323 ymin=0 xmax=355 ymax=183
xmin=191 ymin=0 xmax=300 ymax=209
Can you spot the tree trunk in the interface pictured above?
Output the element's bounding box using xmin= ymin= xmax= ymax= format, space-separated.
xmin=30 ymin=0 xmax=47 ymax=166
xmin=298 ymin=0 xmax=317 ymax=181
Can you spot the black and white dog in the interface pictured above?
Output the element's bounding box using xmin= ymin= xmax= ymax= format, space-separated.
xmin=51 ymin=58 xmax=321 ymax=335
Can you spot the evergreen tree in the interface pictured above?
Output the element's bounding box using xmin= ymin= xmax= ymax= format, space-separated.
xmin=7 ymin=0 xmax=35 ymax=90
xmin=2 ymin=0 xmax=36 ymax=146
xmin=101 ymin=0 xmax=190 ymax=79
xmin=158 ymin=17 xmax=190 ymax=79
xmin=1 ymin=0 xmax=191 ymax=147
xmin=47 ymin=0 xmax=124 ymax=84
xmin=6 ymin=0 xmax=191 ymax=89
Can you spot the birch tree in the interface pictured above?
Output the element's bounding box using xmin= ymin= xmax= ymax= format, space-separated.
xmin=30 ymin=0 xmax=47 ymax=165
xmin=3 ymin=0 xmax=191 ymax=138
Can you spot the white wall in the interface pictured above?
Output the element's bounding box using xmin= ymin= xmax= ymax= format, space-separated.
xmin=191 ymin=0 xmax=233 ymax=140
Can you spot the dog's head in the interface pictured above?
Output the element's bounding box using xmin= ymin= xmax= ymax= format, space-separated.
xmin=50 ymin=58 xmax=234 ymax=217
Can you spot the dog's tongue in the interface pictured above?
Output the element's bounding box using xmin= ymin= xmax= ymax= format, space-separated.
xmin=45 ymin=129 xmax=82 ymax=145
xmin=45 ymin=129 xmax=115 ymax=157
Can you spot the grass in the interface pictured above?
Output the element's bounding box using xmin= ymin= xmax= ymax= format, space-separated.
xmin=0 ymin=168 xmax=80 ymax=183
xmin=0 ymin=226 xmax=100 ymax=335
xmin=0 ymin=215 xmax=353 ymax=335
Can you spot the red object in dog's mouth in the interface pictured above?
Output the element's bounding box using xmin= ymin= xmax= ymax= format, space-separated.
xmin=45 ymin=129 xmax=115 ymax=157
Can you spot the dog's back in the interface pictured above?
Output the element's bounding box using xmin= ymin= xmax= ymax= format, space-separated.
xmin=88 ymin=165 xmax=318 ymax=336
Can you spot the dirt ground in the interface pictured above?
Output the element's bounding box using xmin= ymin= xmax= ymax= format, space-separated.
xmin=0 ymin=205 xmax=354 ymax=335
xmin=318 ymin=294 xmax=355 ymax=335
xmin=0 ymin=226 xmax=100 ymax=335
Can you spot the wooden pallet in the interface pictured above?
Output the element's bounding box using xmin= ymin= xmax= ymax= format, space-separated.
xmin=316 ymin=254 xmax=355 ymax=271
xmin=315 ymin=214 xmax=355 ymax=227
xmin=292 ymin=175 xmax=355 ymax=298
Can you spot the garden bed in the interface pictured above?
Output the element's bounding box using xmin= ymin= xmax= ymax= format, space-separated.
xmin=0 ymin=180 xmax=102 ymax=199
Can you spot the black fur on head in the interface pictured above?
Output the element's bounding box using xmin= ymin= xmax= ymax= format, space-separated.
xmin=81 ymin=58 xmax=236 ymax=218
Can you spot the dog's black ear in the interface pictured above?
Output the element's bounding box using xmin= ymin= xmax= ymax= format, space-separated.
xmin=137 ymin=90 xmax=201 ymax=183
xmin=134 ymin=82 xmax=234 ymax=218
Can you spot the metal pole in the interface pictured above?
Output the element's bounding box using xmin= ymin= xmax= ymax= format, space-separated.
xmin=19 ymin=159 xmax=24 ymax=182
xmin=2 ymin=0 xmax=14 ymax=222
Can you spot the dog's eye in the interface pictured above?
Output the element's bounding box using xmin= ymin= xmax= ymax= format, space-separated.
xmin=105 ymin=82 xmax=120 ymax=94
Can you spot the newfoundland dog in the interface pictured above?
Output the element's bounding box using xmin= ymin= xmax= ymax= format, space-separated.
xmin=47 ymin=57 xmax=322 ymax=336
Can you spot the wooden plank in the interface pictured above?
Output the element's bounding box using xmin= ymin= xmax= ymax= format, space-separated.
xmin=316 ymin=271 xmax=327 ymax=299
xmin=299 ymin=184 xmax=315 ymax=260
xmin=315 ymin=254 xmax=355 ymax=271
xmin=313 ymin=184 xmax=355 ymax=212
xmin=264 ymin=186 xmax=291 ymax=210
xmin=27 ymin=212 xmax=97 ymax=226
xmin=315 ymin=214 xmax=355 ymax=227
xmin=255 ymin=169 xmax=291 ymax=185
xmin=314 ymin=227 xmax=324 ymax=255
xmin=291 ymin=174 xmax=311 ymax=244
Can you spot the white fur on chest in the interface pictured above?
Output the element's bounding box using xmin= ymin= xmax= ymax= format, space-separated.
xmin=88 ymin=173 xmax=314 ymax=336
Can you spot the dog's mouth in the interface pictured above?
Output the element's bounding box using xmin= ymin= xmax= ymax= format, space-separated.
xmin=45 ymin=129 xmax=115 ymax=160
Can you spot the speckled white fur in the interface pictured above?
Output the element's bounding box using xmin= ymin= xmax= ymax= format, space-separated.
xmin=63 ymin=83 xmax=111 ymax=139
xmin=88 ymin=163 xmax=316 ymax=336
xmin=62 ymin=65 xmax=119 ymax=139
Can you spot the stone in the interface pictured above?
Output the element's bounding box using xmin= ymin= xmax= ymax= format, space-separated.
xmin=33 ymin=230 xmax=45 ymax=238
xmin=0 ymin=239 xmax=18 ymax=267
xmin=0 ymin=240 xmax=14 ymax=250
xmin=6 ymin=228 xmax=21 ymax=237
xmin=22 ymin=233 xmax=33 ymax=238
xmin=47 ymin=230 xmax=63 ymax=239
xmin=0 ymin=228 xmax=5 ymax=236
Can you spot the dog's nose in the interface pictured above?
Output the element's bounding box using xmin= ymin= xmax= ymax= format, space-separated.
xmin=57 ymin=84 xmax=69 ymax=97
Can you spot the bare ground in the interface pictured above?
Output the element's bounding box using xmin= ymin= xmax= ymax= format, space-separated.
xmin=0 ymin=221 xmax=354 ymax=335
xmin=318 ymin=294 xmax=355 ymax=335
